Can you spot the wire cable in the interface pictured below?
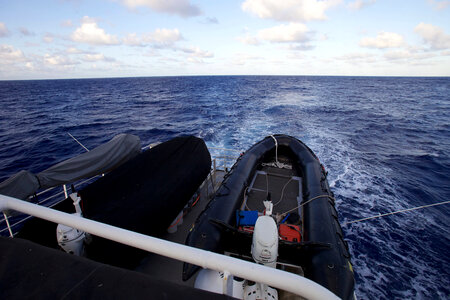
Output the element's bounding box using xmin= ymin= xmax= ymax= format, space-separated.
xmin=273 ymin=178 xmax=293 ymax=206
xmin=280 ymin=194 xmax=334 ymax=217
xmin=344 ymin=200 xmax=450 ymax=225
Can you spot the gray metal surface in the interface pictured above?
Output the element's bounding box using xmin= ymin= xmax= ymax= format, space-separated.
xmin=135 ymin=170 xmax=225 ymax=286
xmin=246 ymin=166 xmax=302 ymax=216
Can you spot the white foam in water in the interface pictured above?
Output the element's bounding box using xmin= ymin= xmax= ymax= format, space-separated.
xmin=209 ymin=95 xmax=449 ymax=299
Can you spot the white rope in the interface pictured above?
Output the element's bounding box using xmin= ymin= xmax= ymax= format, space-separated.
xmin=273 ymin=178 xmax=293 ymax=206
xmin=262 ymin=135 xmax=292 ymax=170
xmin=270 ymin=135 xmax=279 ymax=165
xmin=280 ymin=194 xmax=334 ymax=217
xmin=68 ymin=132 xmax=90 ymax=152
xmin=344 ymin=200 xmax=450 ymax=225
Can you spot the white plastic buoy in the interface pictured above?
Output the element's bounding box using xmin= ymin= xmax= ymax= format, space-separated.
xmin=251 ymin=215 xmax=278 ymax=268
xmin=56 ymin=193 xmax=86 ymax=256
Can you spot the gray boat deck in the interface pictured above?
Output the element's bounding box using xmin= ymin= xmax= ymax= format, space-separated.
xmin=135 ymin=169 xmax=226 ymax=286
xmin=135 ymin=161 xmax=304 ymax=288
xmin=244 ymin=165 xmax=302 ymax=217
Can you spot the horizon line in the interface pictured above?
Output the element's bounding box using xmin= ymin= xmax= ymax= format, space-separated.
xmin=1 ymin=74 xmax=449 ymax=81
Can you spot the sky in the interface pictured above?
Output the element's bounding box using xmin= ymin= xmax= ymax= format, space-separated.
xmin=0 ymin=0 xmax=449 ymax=79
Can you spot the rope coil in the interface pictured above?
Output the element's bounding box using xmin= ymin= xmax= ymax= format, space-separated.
xmin=262 ymin=135 xmax=292 ymax=170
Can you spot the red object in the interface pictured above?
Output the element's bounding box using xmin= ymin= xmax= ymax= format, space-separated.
xmin=279 ymin=224 xmax=301 ymax=242
xmin=239 ymin=226 xmax=254 ymax=234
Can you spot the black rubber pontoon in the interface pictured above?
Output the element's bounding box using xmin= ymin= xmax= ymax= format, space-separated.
xmin=183 ymin=134 xmax=354 ymax=300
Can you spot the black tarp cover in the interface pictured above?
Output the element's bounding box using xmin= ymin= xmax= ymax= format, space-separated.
xmin=0 ymin=170 xmax=40 ymax=200
xmin=37 ymin=133 xmax=141 ymax=189
xmin=0 ymin=134 xmax=141 ymax=200
xmin=78 ymin=135 xmax=211 ymax=266
xmin=0 ymin=237 xmax=232 ymax=299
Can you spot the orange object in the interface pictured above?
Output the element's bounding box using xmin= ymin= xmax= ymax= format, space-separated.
xmin=279 ymin=224 xmax=301 ymax=242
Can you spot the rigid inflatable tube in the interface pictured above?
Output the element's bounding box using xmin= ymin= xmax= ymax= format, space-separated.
xmin=285 ymin=137 xmax=354 ymax=300
xmin=184 ymin=136 xmax=306 ymax=279
xmin=183 ymin=137 xmax=274 ymax=280
xmin=184 ymin=135 xmax=353 ymax=299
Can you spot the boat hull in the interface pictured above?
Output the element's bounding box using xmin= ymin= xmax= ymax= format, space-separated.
xmin=183 ymin=134 xmax=354 ymax=299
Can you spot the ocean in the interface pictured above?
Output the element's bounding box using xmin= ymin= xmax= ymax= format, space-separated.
xmin=0 ymin=76 xmax=449 ymax=299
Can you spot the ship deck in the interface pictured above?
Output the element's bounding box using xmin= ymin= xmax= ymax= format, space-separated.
xmin=136 ymin=158 xmax=304 ymax=289
xmin=135 ymin=169 xmax=226 ymax=286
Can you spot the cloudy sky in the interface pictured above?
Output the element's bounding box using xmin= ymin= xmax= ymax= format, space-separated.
xmin=1 ymin=0 xmax=449 ymax=79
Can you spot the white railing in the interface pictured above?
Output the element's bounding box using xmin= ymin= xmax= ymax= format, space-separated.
xmin=208 ymin=147 xmax=241 ymax=171
xmin=0 ymin=194 xmax=339 ymax=300
xmin=0 ymin=175 xmax=100 ymax=236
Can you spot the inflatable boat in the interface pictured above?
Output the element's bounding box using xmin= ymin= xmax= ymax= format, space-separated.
xmin=184 ymin=134 xmax=355 ymax=299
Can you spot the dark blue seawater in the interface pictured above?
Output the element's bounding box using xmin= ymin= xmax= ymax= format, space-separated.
xmin=0 ymin=76 xmax=449 ymax=299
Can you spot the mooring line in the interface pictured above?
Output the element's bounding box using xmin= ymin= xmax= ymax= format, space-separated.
xmin=68 ymin=132 xmax=90 ymax=152
xmin=344 ymin=200 xmax=450 ymax=225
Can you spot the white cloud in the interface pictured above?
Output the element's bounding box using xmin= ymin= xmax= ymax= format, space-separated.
xmin=123 ymin=33 xmax=144 ymax=46
xmin=61 ymin=20 xmax=73 ymax=27
xmin=231 ymin=53 xmax=262 ymax=66
xmin=241 ymin=0 xmax=340 ymax=22
xmin=0 ymin=44 xmax=25 ymax=63
xmin=25 ymin=62 xmax=34 ymax=70
xmin=202 ymin=17 xmax=219 ymax=24
xmin=71 ymin=17 xmax=120 ymax=45
xmin=383 ymin=50 xmax=412 ymax=60
xmin=347 ymin=0 xmax=376 ymax=10
xmin=427 ymin=0 xmax=450 ymax=10
xmin=120 ymin=0 xmax=202 ymax=18
xmin=147 ymin=28 xmax=182 ymax=45
xmin=414 ymin=22 xmax=450 ymax=50
xmin=124 ymin=28 xmax=183 ymax=47
xmin=237 ymin=34 xmax=261 ymax=45
xmin=383 ymin=48 xmax=444 ymax=62
xmin=66 ymin=47 xmax=85 ymax=54
xmin=0 ymin=22 xmax=9 ymax=37
xmin=20 ymin=27 xmax=35 ymax=36
xmin=359 ymin=32 xmax=405 ymax=49
xmin=319 ymin=33 xmax=329 ymax=41
xmin=288 ymin=43 xmax=315 ymax=51
xmin=336 ymin=52 xmax=377 ymax=63
xmin=83 ymin=53 xmax=116 ymax=62
xmin=44 ymin=54 xmax=78 ymax=66
xmin=258 ymin=23 xmax=311 ymax=43
xmin=43 ymin=33 xmax=54 ymax=43
xmin=181 ymin=46 xmax=213 ymax=58
xmin=238 ymin=23 xmax=314 ymax=49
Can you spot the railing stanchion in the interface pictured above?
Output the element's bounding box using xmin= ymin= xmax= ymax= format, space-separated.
xmin=63 ymin=184 xmax=68 ymax=199
xmin=213 ymin=159 xmax=216 ymax=187
xmin=2 ymin=212 xmax=13 ymax=238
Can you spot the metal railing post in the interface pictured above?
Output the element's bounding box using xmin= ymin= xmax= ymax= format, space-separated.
xmin=2 ymin=212 xmax=13 ymax=237
xmin=213 ymin=159 xmax=216 ymax=187
xmin=63 ymin=184 xmax=68 ymax=199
